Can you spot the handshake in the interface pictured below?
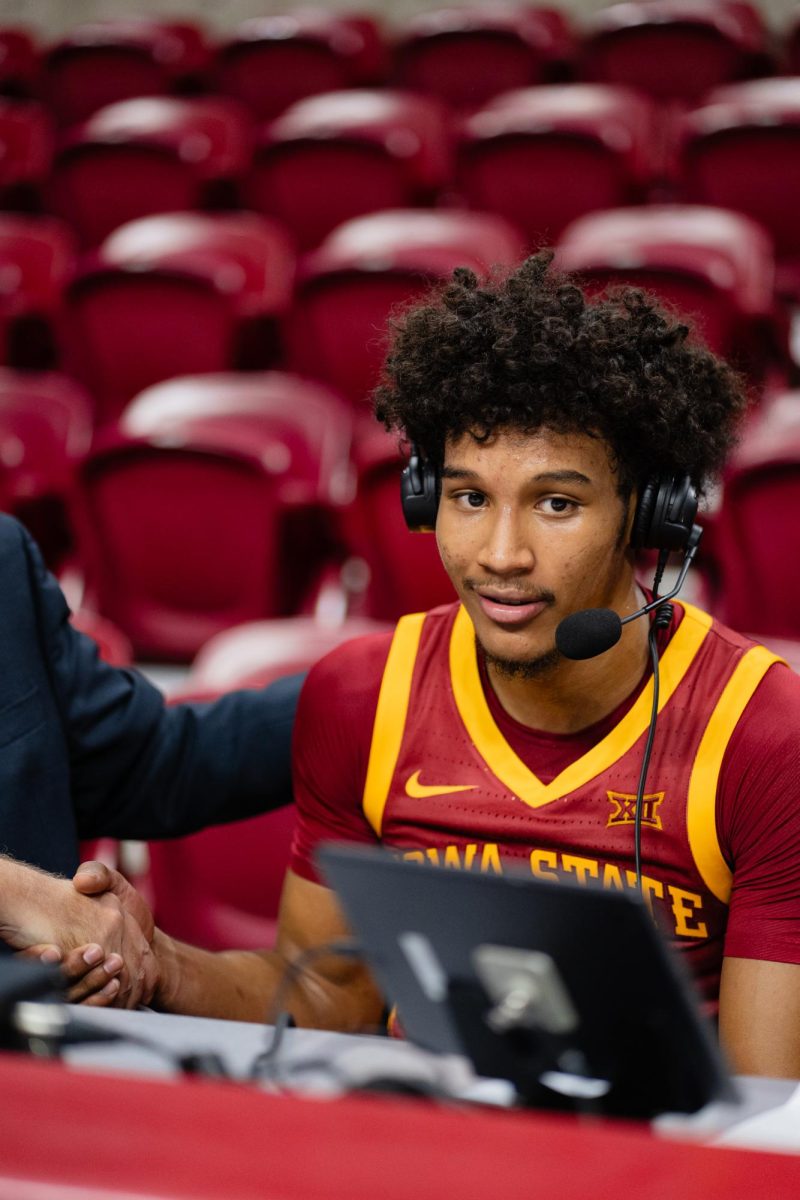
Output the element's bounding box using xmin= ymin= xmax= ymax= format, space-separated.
xmin=1 ymin=858 xmax=161 ymax=1010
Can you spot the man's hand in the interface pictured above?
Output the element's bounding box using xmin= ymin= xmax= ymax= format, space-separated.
xmin=0 ymin=856 xmax=156 ymax=1009
xmin=71 ymin=862 xmax=158 ymax=1008
xmin=72 ymin=862 xmax=154 ymax=942
xmin=17 ymin=942 xmax=124 ymax=1005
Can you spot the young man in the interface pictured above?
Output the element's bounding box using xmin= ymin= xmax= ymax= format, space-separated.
xmin=70 ymin=254 xmax=800 ymax=1076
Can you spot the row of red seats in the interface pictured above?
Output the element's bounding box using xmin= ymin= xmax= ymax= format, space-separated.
xmin=0 ymin=364 xmax=454 ymax=659
xmin=6 ymin=75 xmax=800 ymax=260
xmin=0 ymin=200 xmax=787 ymax=421
xmin=4 ymin=360 xmax=800 ymax=666
xmin=3 ymin=1 xmax=795 ymax=124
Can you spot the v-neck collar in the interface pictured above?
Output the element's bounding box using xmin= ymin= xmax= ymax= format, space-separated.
xmin=448 ymin=602 xmax=712 ymax=808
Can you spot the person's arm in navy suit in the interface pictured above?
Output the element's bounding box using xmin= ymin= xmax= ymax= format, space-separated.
xmin=1 ymin=520 xmax=301 ymax=1005
xmin=22 ymin=523 xmax=302 ymax=842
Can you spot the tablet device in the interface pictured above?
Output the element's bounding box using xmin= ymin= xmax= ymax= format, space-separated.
xmin=317 ymin=843 xmax=736 ymax=1118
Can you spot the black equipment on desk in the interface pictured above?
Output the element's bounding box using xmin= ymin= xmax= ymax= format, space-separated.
xmin=317 ymin=844 xmax=736 ymax=1121
xmin=0 ymin=958 xmax=64 ymax=1051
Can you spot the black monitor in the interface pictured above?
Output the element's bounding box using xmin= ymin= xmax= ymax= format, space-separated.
xmin=317 ymin=843 xmax=737 ymax=1120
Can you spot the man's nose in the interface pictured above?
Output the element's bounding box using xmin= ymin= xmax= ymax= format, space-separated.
xmin=477 ymin=507 xmax=535 ymax=575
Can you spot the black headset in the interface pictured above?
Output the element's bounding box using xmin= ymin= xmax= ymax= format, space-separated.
xmin=400 ymin=445 xmax=698 ymax=553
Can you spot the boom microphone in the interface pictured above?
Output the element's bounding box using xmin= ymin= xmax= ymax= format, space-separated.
xmin=555 ymin=525 xmax=703 ymax=662
xmin=556 ymin=608 xmax=622 ymax=660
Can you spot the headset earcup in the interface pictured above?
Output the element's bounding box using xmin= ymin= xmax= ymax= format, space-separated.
xmin=631 ymin=478 xmax=659 ymax=549
xmin=632 ymin=475 xmax=697 ymax=551
xmin=400 ymin=450 xmax=439 ymax=532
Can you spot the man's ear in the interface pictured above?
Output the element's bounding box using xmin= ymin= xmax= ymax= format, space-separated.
xmin=619 ymin=489 xmax=638 ymax=555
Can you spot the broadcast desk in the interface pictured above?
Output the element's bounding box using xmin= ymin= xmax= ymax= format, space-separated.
xmin=2 ymin=1007 xmax=800 ymax=1200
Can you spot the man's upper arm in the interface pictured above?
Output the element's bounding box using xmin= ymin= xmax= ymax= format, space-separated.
xmin=289 ymin=635 xmax=391 ymax=884
xmin=718 ymin=663 xmax=800 ymax=967
xmin=717 ymin=663 xmax=800 ymax=1074
xmin=24 ymin=525 xmax=302 ymax=838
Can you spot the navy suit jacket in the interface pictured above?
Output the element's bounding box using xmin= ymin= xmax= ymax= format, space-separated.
xmin=0 ymin=515 xmax=302 ymax=878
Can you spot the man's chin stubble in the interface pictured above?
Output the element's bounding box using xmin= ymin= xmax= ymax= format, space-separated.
xmin=480 ymin=644 xmax=562 ymax=680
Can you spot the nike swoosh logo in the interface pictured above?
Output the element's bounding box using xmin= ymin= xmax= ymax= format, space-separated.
xmin=404 ymin=770 xmax=477 ymax=799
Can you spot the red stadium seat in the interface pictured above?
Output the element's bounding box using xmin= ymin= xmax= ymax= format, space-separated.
xmin=0 ymin=28 xmax=39 ymax=99
xmin=392 ymin=3 xmax=574 ymax=112
xmin=701 ymin=390 xmax=800 ymax=638
xmin=555 ymin=205 xmax=782 ymax=383
xmin=785 ymin=9 xmax=800 ymax=74
xmin=42 ymin=19 xmax=209 ymax=128
xmin=62 ymin=212 xmax=295 ymax=424
xmin=70 ymin=608 xmax=134 ymax=667
xmin=456 ymin=84 xmax=659 ymax=251
xmin=73 ymin=371 xmax=354 ymax=660
xmin=48 ymin=96 xmax=254 ymax=248
xmin=0 ymin=368 xmax=92 ymax=564
xmin=188 ymin=614 xmax=390 ymax=691
xmin=283 ymin=208 xmax=525 ymax=404
xmin=341 ymin=419 xmax=455 ymax=621
xmin=579 ymin=0 xmax=770 ymax=105
xmin=0 ymin=214 xmax=76 ymax=369
xmin=149 ymin=614 xmax=389 ymax=950
xmin=678 ymin=78 xmax=800 ymax=301
xmin=0 ymin=98 xmax=52 ymax=209
xmin=214 ymin=11 xmax=386 ymax=122
xmin=147 ymin=808 xmax=297 ymax=950
xmin=244 ymin=89 xmax=452 ymax=250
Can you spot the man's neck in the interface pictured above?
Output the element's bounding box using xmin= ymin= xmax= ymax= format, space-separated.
xmin=485 ymin=587 xmax=652 ymax=735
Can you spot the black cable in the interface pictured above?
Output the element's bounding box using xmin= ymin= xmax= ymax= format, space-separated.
xmin=633 ymin=602 xmax=673 ymax=892
xmin=248 ymin=938 xmax=364 ymax=1085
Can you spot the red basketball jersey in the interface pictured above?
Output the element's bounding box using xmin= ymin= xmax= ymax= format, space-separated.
xmin=360 ymin=601 xmax=783 ymax=1007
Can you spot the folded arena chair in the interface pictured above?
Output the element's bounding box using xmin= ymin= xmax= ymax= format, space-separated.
xmin=213 ymin=11 xmax=386 ymax=122
xmin=0 ymin=28 xmax=39 ymax=99
xmin=579 ymin=0 xmax=771 ymax=105
xmin=339 ymin=417 xmax=455 ymax=621
xmin=0 ymin=213 xmax=76 ymax=369
xmin=392 ymin=3 xmax=574 ymax=112
xmin=0 ymin=97 xmax=52 ymax=210
xmin=455 ymin=84 xmax=659 ymax=251
xmin=0 ymin=368 xmax=92 ymax=564
xmin=701 ymin=390 xmax=800 ymax=640
xmin=42 ymin=18 xmax=209 ymax=128
xmin=244 ymin=89 xmax=452 ymax=250
xmin=146 ymin=613 xmax=389 ymax=950
xmin=48 ymin=96 xmax=254 ymax=247
xmin=72 ymin=371 xmax=354 ymax=661
xmin=283 ymin=207 xmax=525 ymax=404
xmin=555 ymin=204 xmax=782 ymax=384
xmin=678 ymin=78 xmax=800 ymax=302
xmin=784 ymin=10 xmax=800 ymax=74
xmin=62 ymin=211 xmax=295 ymax=424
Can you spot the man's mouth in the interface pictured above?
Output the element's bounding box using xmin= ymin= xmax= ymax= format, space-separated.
xmin=472 ymin=587 xmax=553 ymax=627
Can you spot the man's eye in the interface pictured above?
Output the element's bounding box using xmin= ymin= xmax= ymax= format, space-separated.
xmin=542 ymin=497 xmax=575 ymax=514
xmin=454 ymin=491 xmax=485 ymax=508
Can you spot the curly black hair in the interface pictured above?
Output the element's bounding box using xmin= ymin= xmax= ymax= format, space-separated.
xmin=373 ymin=251 xmax=747 ymax=495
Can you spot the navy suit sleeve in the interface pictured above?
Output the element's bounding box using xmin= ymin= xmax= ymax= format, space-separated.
xmin=22 ymin=525 xmax=302 ymax=841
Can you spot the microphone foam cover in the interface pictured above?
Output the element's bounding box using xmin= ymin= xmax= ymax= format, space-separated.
xmin=556 ymin=608 xmax=623 ymax=660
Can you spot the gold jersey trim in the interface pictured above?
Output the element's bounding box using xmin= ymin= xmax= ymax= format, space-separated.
xmin=686 ymin=644 xmax=784 ymax=904
xmin=448 ymin=601 xmax=713 ymax=807
xmin=362 ymin=612 xmax=426 ymax=835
